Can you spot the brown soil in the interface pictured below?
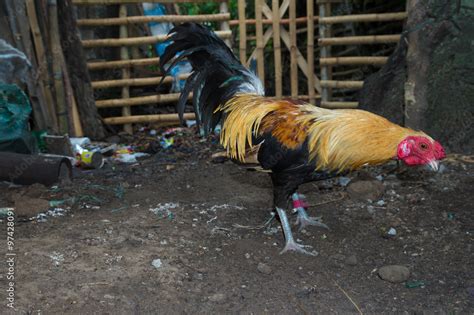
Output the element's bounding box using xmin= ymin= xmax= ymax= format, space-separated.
xmin=0 ymin=131 xmax=473 ymax=314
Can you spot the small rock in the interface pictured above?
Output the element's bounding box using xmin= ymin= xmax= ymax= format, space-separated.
xmin=151 ymin=259 xmax=162 ymax=269
xmin=376 ymin=200 xmax=386 ymax=206
xmin=347 ymin=180 xmax=385 ymax=201
xmin=345 ymin=255 xmax=358 ymax=266
xmin=338 ymin=177 xmax=351 ymax=187
xmin=387 ymin=227 xmax=397 ymax=236
xmin=208 ymin=293 xmax=226 ymax=303
xmin=257 ymin=262 xmax=272 ymax=275
xmin=378 ymin=265 xmax=410 ymax=283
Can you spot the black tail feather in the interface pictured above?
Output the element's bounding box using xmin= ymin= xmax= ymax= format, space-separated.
xmin=160 ymin=23 xmax=264 ymax=134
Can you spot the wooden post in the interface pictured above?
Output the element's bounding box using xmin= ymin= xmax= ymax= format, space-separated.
xmin=25 ymin=0 xmax=59 ymax=131
xmin=219 ymin=1 xmax=231 ymax=47
xmin=289 ymin=0 xmax=298 ymax=98
xmin=307 ymin=0 xmax=315 ymax=104
xmin=255 ymin=0 xmax=265 ymax=86
xmin=272 ymin=0 xmax=282 ymax=99
xmin=237 ymin=0 xmax=247 ymax=64
xmin=48 ymin=0 xmax=69 ymax=134
xmin=57 ymin=0 xmax=106 ymax=139
xmin=119 ymin=4 xmax=133 ymax=134
xmin=324 ymin=2 xmax=333 ymax=100
xmin=318 ymin=2 xmax=329 ymax=102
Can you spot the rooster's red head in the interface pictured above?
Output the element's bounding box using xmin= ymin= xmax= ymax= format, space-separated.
xmin=397 ymin=136 xmax=446 ymax=171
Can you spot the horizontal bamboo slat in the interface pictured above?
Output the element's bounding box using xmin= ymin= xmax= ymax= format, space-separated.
xmin=319 ymin=34 xmax=401 ymax=46
xmin=88 ymin=57 xmax=160 ymax=70
xmin=96 ymin=93 xmax=192 ymax=108
xmin=92 ymin=74 xmax=190 ymax=89
xmin=320 ymin=101 xmax=359 ymax=108
xmin=319 ymin=12 xmax=407 ymax=24
xmin=74 ymin=0 xmax=215 ymax=4
xmin=82 ymin=30 xmax=232 ymax=47
xmin=229 ymin=16 xmax=317 ymax=26
xmin=78 ymin=13 xmax=230 ymax=26
xmin=320 ymin=56 xmax=388 ymax=66
xmin=104 ymin=113 xmax=196 ymax=125
xmin=320 ymin=80 xmax=364 ymax=89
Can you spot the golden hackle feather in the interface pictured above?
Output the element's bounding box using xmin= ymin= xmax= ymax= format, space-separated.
xmin=217 ymin=95 xmax=431 ymax=172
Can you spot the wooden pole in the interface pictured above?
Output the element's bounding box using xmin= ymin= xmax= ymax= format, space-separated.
xmin=81 ymin=30 xmax=232 ymax=47
xmin=307 ymin=0 xmax=315 ymax=104
xmin=88 ymin=57 xmax=160 ymax=70
xmin=255 ymin=0 xmax=265 ymax=86
xmin=57 ymin=0 xmax=106 ymax=139
xmin=25 ymin=0 xmax=59 ymax=131
xmin=324 ymin=2 xmax=333 ymax=100
xmin=229 ymin=15 xmax=317 ymax=26
xmin=272 ymin=0 xmax=282 ymax=99
xmin=77 ymin=13 xmax=230 ymax=26
xmin=319 ymin=12 xmax=407 ymax=24
xmin=318 ymin=2 xmax=329 ymax=102
xmin=219 ymin=1 xmax=231 ymax=47
xmin=318 ymin=34 xmax=401 ymax=46
xmin=104 ymin=113 xmax=196 ymax=125
xmin=289 ymin=0 xmax=298 ymax=98
xmin=320 ymin=80 xmax=364 ymax=89
xmin=92 ymin=74 xmax=190 ymax=89
xmin=96 ymin=93 xmax=192 ymax=108
xmin=119 ymin=4 xmax=132 ymax=134
xmin=320 ymin=56 xmax=388 ymax=65
xmin=237 ymin=0 xmax=247 ymax=63
xmin=48 ymin=0 xmax=69 ymax=134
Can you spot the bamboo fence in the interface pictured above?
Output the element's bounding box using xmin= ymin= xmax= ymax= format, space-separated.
xmin=74 ymin=0 xmax=231 ymax=131
xmin=317 ymin=0 xmax=406 ymax=108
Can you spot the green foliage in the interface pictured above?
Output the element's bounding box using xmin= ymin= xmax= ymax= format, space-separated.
xmin=179 ymin=0 xmax=239 ymax=19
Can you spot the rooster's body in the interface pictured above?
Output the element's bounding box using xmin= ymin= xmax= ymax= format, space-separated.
xmin=161 ymin=23 xmax=446 ymax=255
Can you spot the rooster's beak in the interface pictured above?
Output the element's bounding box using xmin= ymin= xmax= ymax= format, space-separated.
xmin=427 ymin=159 xmax=439 ymax=172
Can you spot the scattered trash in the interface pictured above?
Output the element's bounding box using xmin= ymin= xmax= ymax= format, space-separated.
xmin=113 ymin=146 xmax=149 ymax=163
xmin=405 ymin=281 xmax=425 ymax=288
xmin=375 ymin=174 xmax=384 ymax=181
xmin=150 ymin=203 xmax=178 ymax=220
xmin=35 ymin=207 xmax=68 ymax=222
xmin=376 ymin=199 xmax=386 ymax=206
xmin=0 ymin=207 xmax=13 ymax=218
xmin=151 ymin=258 xmax=163 ymax=269
xmin=49 ymin=251 xmax=64 ymax=266
xmin=185 ymin=120 xmax=196 ymax=128
xmin=387 ymin=227 xmax=397 ymax=236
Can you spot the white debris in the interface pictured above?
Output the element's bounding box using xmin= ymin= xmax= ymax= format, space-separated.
xmin=376 ymin=200 xmax=386 ymax=206
xmin=49 ymin=252 xmax=65 ymax=266
xmin=151 ymin=259 xmax=162 ymax=269
xmin=387 ymin=227 xmax=397 ymax=236
xmin=338 ymin=176 xmax=351 ymax=187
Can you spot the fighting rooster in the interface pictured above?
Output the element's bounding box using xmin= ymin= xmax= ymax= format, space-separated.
xmin=160 ymin=23 xmax=446 ymax=255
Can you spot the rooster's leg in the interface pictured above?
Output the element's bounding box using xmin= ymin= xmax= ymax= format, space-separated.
xmin=292 ymin=193 xmax=330 ymax=231
xmin=276 ymin=207 xmax=317 ymax=256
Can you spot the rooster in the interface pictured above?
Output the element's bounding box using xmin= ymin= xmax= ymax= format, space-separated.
xmin=160 ymin=23 xmax=446 ymax=255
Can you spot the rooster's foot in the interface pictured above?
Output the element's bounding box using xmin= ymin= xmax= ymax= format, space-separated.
xmin=275 ymin=207 xmax=317 ymax=256
xmin=292 ymin=193 xmax=330 ymax=231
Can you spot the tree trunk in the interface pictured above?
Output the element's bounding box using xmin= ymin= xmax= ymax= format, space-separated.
xmin=57 ymin=0 xmax=106 ymax=140
xmin=360 ymin=0 xmax=474 ymax=154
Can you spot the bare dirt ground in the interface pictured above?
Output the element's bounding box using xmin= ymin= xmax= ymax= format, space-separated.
xmin=0 ymin=130 xmax=473 ymax=314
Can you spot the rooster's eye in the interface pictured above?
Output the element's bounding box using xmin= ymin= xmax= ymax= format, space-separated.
xmin=420 ymin=143 xmax=428 ymax=150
